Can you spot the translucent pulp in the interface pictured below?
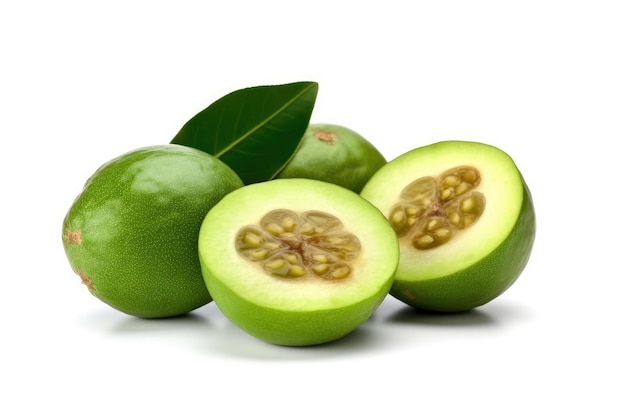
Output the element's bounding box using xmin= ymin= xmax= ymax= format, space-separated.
xmin=388 ymin=166 xmax=486 ymax=250
xmin=235 ymin=209 xmax=361 ymax=280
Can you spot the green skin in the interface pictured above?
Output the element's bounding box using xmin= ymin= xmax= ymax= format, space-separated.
xmin=276 ymin=124 xmax=387 ymax=193
xmin=205 ymin=274 xmax=390 ymax=346
xmin=198 ymin=178 xmax=399 ymax=346
xmin=62 ymin=145 xmax=244 ymax=318
xmin=390 ymin=183 xmax=535 ymax=312
xmin=361 ymin=140 xmax=536 ymax=312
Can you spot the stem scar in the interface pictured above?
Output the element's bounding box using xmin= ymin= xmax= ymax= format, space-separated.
xmin=313 ymin=131 xmax=339 ymax=145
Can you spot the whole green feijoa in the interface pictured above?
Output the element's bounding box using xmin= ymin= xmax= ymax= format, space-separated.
xmin=62 ymin=144 xmax=244 ymax=318
xmin=361 ymin=140 xmax=536 ymax=312
xmin=276 ymin=124 xmax=387 ymax=193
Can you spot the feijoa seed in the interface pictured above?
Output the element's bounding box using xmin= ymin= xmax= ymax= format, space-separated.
xmin=389 ymin=165 xmax=486 ymax=250
xmin=235 ymin=209 xmax=361 ymax=280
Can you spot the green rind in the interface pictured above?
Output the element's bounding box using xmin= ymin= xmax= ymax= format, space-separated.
xmin=361 ymin=140 xmax=536 ymax=312
xmin=276 ymin=124 xmax=387 ymax=193
xmin=62 ymin=145 xmax=244 ymax=318
xmin=390 ymin=182 xmax=535 ymax=312
xmin=205 ymin=271 xmax=389 ymax=346
xmin=198 ymin=178 xmax=399 ymax=346
xmin=362 ymin=140 xmax=525 ymax=279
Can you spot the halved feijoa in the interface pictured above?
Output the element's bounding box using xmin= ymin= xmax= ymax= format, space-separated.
xmin=198 ymin=178 xmax=399 ymax=346
xmin=62 ymin=145 xmax=244 ymax=318
xmin=361 ymin=140 xmax=536 ymax=312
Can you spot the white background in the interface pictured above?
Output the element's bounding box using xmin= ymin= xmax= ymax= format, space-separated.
xmin=2 ymin=1 xmax=624 ymax=391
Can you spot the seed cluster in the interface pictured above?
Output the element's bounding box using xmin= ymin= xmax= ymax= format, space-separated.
xmin=389 ymin=166 xmax=486 ymax=250
xmin=235 ymin=209 xmax=361 ymax=280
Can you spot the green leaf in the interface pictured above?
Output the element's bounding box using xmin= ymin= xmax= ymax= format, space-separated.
xmin=171 ymin=81 xmax=318 ymax=184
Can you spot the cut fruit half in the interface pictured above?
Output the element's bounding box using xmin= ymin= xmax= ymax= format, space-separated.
xmin=361 ymin=140 xmax=536 ymax=312
xmin=198 ymin=178 xmax=399 ymax=346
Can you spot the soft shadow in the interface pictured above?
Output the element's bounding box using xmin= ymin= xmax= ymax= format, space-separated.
xmin=75 ymin=304 xmax=388 ymax=359
xmin=76 ymin=299 xmax=533 ymax=359
xmin=283 ymin=323 xmax=381 ymax=352
xmin=386 ymin=299 xmax=532 ymax=328
xmin=77 ymin=304 xmax=225 ymax=355
xmin=109 ymin=312 xmax=212 ymax=334
xmin=202 ymin=311 xmax=393 ymax=361
xmin=388 ymin=306 xmax=497 ymax=327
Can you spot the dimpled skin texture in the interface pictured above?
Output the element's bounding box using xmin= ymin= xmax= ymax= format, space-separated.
xmin=62 ymin=145 xmax=244 ymax=318
xmin=277 ymin=124 xmax=387 ymax=193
